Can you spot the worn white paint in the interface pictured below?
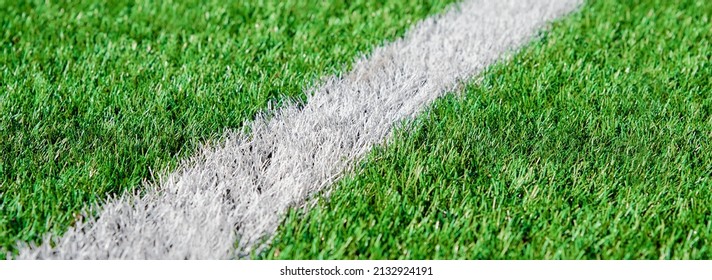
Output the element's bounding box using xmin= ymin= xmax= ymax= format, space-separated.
xmin=16 ymin=0 xmax=581 ymax=259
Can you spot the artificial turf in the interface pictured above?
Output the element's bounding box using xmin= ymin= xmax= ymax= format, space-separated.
xmin=264 ymin=0 xmax=712 ymax=259
xmin=0 ymin=0 xmax=458 ymax=256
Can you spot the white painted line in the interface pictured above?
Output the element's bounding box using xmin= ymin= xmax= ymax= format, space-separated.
xmin=16 ymin=0 xmax=581 ymax=259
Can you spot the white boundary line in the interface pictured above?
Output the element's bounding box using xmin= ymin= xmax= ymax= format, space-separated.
xmin=16 ymin=0 xmax=581 ymax=259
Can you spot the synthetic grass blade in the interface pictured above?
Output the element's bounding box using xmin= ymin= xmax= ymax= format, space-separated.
xmin=0 ymin=0 xmax=458 ymax=256
xmin=266 ymin=0 xmax=712 ymax=260
xmin=15 ymin=0 xmax=580 ymax=259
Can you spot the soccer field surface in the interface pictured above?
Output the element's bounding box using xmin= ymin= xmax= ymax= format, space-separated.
xmin=2 ymin=0 xmax=711 ymax=259
xmin=1 ymin=0 xmax=458 ymax=257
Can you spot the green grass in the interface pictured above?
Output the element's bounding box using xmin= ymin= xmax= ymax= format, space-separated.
xmin=0 ymin=0 xmax=458 ymax=256
xmin=265 ymin=0 xmax=712 ymax=259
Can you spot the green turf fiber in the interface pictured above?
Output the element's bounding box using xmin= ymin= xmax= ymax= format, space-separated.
xmin=0 ymin=0 xmax=458 ymax=255
xmin=265 ymin=0 xmax=712 ymax=259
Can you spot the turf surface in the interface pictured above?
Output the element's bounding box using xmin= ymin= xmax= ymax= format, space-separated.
xmin=265 ymin=0 xmax=712 ymax=259
xmin=0 ymin=0 xmax=457 ymax=256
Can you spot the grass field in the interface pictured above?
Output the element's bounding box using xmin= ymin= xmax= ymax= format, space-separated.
xmin=0 ymin=0 xmax=457 ymax=256
xmin=264 ymin=0 xmax=712 ymax=259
